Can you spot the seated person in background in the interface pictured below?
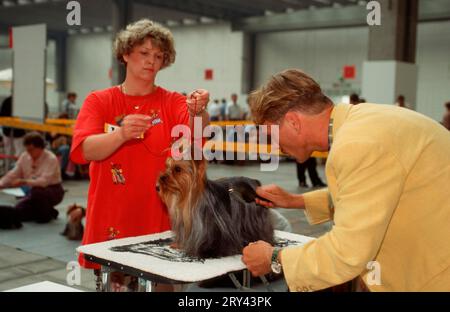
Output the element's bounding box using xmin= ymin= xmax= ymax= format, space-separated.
xmin=47 ymin=132 xmax=71 ymax=179
xmin=0 ymin=132 xmax=64 ymax=223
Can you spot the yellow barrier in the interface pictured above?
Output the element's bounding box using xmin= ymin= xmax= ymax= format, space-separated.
xmin=0 ymin=117 xmax=73 ymax=136
xmin=210 ymin=120 xmax=255 ymax=127
xmin=205 ymin=141 xmax=327 ymax=158
xmin=45 ymin=118 xmax=76 ymax=126
xmin=0 ymin=117 xmax=328 ymax=158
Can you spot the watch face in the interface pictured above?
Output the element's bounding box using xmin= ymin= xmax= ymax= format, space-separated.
xmin=271 ymin=262 xmax=282 ymax=274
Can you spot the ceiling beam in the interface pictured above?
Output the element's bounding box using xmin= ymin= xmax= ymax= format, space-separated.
xmin=232 ymin=0 xmax=450 ymax=33
xmin=232 ymin=4 xmax=368 ymax=33
xmin=133 ymin=0 xmax=251 ymax=20
xmin=0 ymin=0 xmax=66 ymax=9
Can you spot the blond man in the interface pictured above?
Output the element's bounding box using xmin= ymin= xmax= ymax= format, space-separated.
xmin=242 ymin=69 xmax=450 ymax=292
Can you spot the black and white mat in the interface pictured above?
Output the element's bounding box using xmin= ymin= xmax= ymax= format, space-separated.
xmin=77 ymin=230 xmax=314 ymax=283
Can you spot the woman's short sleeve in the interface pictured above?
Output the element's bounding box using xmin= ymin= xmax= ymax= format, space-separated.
xmin=70 ymin=93 xmax=105 ymax=164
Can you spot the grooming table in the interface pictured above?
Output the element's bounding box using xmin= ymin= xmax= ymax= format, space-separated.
xmin=77 ymin=230 xmax=314 ymax=292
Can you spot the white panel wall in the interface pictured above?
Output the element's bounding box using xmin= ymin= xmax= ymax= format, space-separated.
xmin=416 ymin=21 xmax=450 ymax=121
xmin=361 ymin=61 xmax=418 ymax=107
xmin=12 ymin=24 xmax=46 ymax=122
xmin=66 ymin=23 xmax=244 ymax=106
xmin=46 ymin=40 xmax=59 ymax=115
xmin=0 ymin=35 xmax=13 ymax=99
xmin=0 ymin=35 xmax=58 ymax=114
xmin=254 ymin=27 xmax=369 ymax=92
xmin=157 ymin=23 xmax=244 ymax=102
xmin=63 ymin=21 xmax=450 ymax=122
xmin=254 ymin=22 xmax=450 ymax=121
xmin=67 ymin=33 xmax=113 ymax=105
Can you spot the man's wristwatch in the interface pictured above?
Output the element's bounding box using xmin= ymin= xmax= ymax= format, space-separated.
xmin=271 ymin=247 xmax=282 ymax=274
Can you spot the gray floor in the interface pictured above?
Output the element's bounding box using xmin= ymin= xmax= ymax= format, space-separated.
xmin=0 ymin=160 xmax=331 ymax=291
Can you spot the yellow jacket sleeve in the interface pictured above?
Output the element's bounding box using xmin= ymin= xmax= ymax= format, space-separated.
xmin=303 ymin=189 xmax=334 ymax=225
xmin=281 ymin=140 xmax=407 ymax=292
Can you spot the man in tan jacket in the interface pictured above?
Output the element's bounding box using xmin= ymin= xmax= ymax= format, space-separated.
xmin=242 ymin=69 xmax=450 ymax=292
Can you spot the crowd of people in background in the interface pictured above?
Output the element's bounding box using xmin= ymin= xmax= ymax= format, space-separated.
xmin=207 ymin=93 xmax=252 ymax=122
xmin=0 ymin=90 xmax=448 ymax=201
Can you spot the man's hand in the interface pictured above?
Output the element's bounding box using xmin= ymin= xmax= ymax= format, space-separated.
xmin=118 ymin=114 xmax=152 ymax=141
xmin=255 ymin=184 xmax=302 ymax=209
xmin=242 ymin=240 xmax=274 ymax=277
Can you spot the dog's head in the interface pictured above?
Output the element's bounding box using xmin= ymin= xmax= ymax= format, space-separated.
xmin=66 ymin=204 xmax=85 ymax=223
xmin=157 ymin=142 xmax=206 ymax=226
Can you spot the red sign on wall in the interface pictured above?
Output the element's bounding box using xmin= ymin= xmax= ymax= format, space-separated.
xmin=8 ymin=27 xmax=13 ymax=48
xmin=204 ymin=69 xmax=213 ymax=80
xmin=343 ymin=65 xmax=356 ymax=79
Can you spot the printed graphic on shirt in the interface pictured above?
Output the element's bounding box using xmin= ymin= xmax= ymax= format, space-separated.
xmin=110 ymin=162 xmax=125 ymax=185
xmin=107 ymin=227 xmax=120 ymax=240
xmin=148 ymin=110 xmax=163 ymax=127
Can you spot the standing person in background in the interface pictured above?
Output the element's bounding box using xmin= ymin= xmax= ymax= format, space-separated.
xmin=62 ymin=92 xmax=78 ymax=119
xmin=442 ymin=101 xmax=450 ymax=130
xmin=220 ymin=98 xmax=228 ymax=121
xmin=396 ymin=95 xmax=411 ymax=109
xmin=0 ymin=96 xmax=26 ymax=169
xmin=226 ymin=93 xmax=243 ymax=121
xmin=296 ymin=158 xmax=327 ymax=188
xmin=243 ymin=96 xmax=252 ymax=120
xmin=70 ymin=19 xmax=209 ymax=292
xmin=208 ymin=99 xmax=222 ymax=121
xmin=349 ymin=93 xmax=360 ymax=105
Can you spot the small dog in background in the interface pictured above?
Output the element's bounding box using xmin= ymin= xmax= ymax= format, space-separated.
xmin=0 ymin=205 xmax=22 ymax=229
xmin=157 ymin=147 xmax=274 ymax=259
xmin=61 ymin=204 xmax=85 ymax=240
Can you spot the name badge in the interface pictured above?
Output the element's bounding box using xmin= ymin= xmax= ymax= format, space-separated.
xmin=104 ymin=123 xmax=144 ymax=139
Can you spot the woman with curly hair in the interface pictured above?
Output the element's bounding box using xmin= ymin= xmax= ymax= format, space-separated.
xmin=70 ymin=19 xmax=210 ymax=291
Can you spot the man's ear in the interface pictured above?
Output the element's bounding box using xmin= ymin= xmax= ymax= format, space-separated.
xmin=285 ymin=111 xmax=301 ymax=134
xmin=123 ymin=54 xmax=129 ymax=63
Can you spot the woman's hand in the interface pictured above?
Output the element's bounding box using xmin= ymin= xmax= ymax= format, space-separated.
xmin=10 ymin=179 xmax=26 ymax=188
xmin=187 ymin=89 xmax=210 ymax=116
xmin=255 ymin=184 xmax=304 ymax=209
xmin=118 ymin=114 xmax=152 ymax=141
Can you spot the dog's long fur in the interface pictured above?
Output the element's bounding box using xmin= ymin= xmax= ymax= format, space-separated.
xmin=157 ymin=155 xmax=274 ymax=259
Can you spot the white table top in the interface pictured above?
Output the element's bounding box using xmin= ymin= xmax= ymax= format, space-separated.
xmin=5 ymin=281 xmax=83 ymax=292
xmin=77 ymin=230 xmax=314 ymax=283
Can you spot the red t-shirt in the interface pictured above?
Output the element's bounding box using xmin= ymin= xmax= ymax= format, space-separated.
xmin=70 ymin=86 xmax=189 ymax=269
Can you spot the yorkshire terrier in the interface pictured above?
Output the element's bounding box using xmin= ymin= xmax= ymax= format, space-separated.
xmin=61 ymin=204 xmax=85 ymax=241
xmin=156 ymin=149 xmax=274 ymax=259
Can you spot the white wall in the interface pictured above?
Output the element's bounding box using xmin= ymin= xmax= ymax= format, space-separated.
xmin=66 ymin=23 xmax=244 ymax=107
xmin=0 ymin=34 xmax=58 ymax=115
xmin=64 ymin=21 xmax=450 ymax=122
xmin=416 ymin=21 xmax=450 ymax=121
xmin=254 ymin=27 xmax=369 ymax=93
xmin=46 ymin=40 xmax=59 ymax=115
xmin=67 ymin=33 xmax=113 ymax=105
xmin=0 ymin=35 xmax=13 ymax=99
xmin=158 ymin=23 xmax=244 ymax=102
xmin=254 ymin=22 xmax=450 ymax=121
